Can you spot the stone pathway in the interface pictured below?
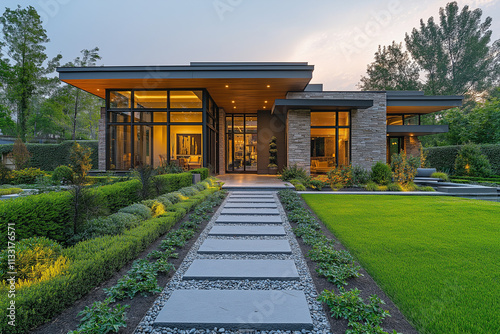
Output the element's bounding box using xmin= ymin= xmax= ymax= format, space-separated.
xmin=135 ymin=191 xmax=331 ymax=333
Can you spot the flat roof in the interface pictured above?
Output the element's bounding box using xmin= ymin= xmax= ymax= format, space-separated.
xmin=272 ymin=99 xmax=373 ymax=113
xmin=57 ymin=62 xmax=314 ymax=113
xmin=386 ymin=94 xmax=463 ymax=114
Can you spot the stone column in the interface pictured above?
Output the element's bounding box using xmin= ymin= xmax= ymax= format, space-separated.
xmin=287 ymin=109 xmax=311 ymax=174
xmin=98 ymin=107 xmax=106 ymax=171
xmin=404 ymin=136 xmax=420 ymax=157
xmin=218 ymin=108 xmax=226 ymax=175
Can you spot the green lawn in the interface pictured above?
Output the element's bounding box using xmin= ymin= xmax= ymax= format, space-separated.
xmin=302 ymin=194 xmax=499 ymax=334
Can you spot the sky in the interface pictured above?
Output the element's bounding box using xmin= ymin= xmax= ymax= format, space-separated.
xmin=4 ymin=0 xmax=500 ymax=90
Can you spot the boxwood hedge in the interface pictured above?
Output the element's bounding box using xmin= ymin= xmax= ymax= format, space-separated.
xmin=0 ymin=173 xmax=193 ymax=249
xmin=425 ymin=144 xmax=500 ymax=175
xmin=0 ymin=185 xmax=219 ymax=334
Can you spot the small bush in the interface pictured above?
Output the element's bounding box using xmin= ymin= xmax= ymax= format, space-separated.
xmin=377 ymin=185 xmax=388 ymax=191
xmin=156 ymin=162 xmax=183 ymax=175
xmin=279 ymin=164 xmax=309 ymax=182
xmin=0 ymin=188 xmax=22 ymax=196
xmin=387 ymin=183 xmax=402 ymax=191
xmin=52 ymin=165 xmax=74 ymax=184
xmin=431 ymin=172 xmax=449 ymax=181
xmin=69 ymin=298 xmax=129 ymax=334
xmin=155 ymin=196 xmax=173 ymax=209
xmin=10 ymin=167 xmax=45 ymax=184
xmin=295 ymin=183 xmax=306 ymax=191
xmin=454 ymin=143 xmax=492 ymax=177
xmin=179 ymin=186 xmax=199 ymax=197
xmin=371 ymin=162 xmax=392 ymax=185
xmin=118 ymin=203 xmax=152 ymax=220
xmin=365 ymin=182 xmax=378 ymax=191
xmin=351 ymin=165 xmax=371 ymax=185
xmin=391 ymin=151 xmax=418 ymax=186
xmin=190 ymin=167 xmax=209 ymax=180
xmin=327 ymin=165 xmax=353 ymax=190
xmin=403 ymin=182 xmax=418 ymax=191
xmin=308 ymin=179 xmax=326 ymax=191
xmin=419 ymin=186 xmax=436 ymax=192
xmin=0 ymin=162 xmax=11 ymax=184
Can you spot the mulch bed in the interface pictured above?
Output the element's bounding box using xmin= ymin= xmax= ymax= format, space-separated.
xmin=290 ymin=195 xmax=418 ymax=334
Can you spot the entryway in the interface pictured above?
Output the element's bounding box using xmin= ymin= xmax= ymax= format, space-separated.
xmin=226 ymin=114 xmax=257 ymax=172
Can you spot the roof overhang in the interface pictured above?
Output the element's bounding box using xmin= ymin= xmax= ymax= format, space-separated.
xmin=387 ymin=125 xmax=449 ymax=136
xmin=272 ymin=99 xmax=373 ymax=114
xmin=386 ymin=92 xmax=463 ymax=114
xmin=57 ymin=62 xmax=314 ymax=113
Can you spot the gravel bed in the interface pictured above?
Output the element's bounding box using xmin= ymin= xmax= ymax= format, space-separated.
xmin=134 ymin=192 xmax=332 ymax=334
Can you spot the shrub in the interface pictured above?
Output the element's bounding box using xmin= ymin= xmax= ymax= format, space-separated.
xmin=454 ymin=143 xmax=492 ymax=177
xmin=419 ymin=186 xmax=436 ymax=192
xmin=403 ymin=182 xmax=418 ymax=192
xmin=141 ymin=200 xmax=166 ymax=217
xmin=371 ymin=161 xmax=392 ymax=185
xmin=0 ymin=188 xmax=22 ymax=196
xmin=431 ymin=172 xmax=449 ymax=181
xmin=52 ymin=165 xmax=74 ymax=184
xmin=8 ymin=138 xmax=31 ymax=169
xmin=179 ymin=186 xmax=199 ymax=197
xmin=0 ymin=162 xmax=10 ymax=184
xmin=69 ymin=142 xmax=93 ymax=182
xmin=279 ymin=164 xmax=309 ymax=182
xmin=189 ymin=167 xmax=209 ymax=180
xmin=295 ymin=183 xmax=306 ymax=191
xmin=327 ymin=165 xmax=353 ymax=190
xmin=69 ymin=298 xmax=129 ymax=334
xmin=118 ymin=203 xmax=152 ymax=220
xmin=268 ymin=136 xmax=278 ymax=168
xmin=10 ymin=167 xmax=45 ymax=184
xmin=155 ymin=196 xmax=173 ymax=209
xmin=156 ymin=162 xmax=183 ymax=175
xmin=377 ymin=185 xmax=388 ymax=191
xmin=77 ymin=213 xmax=142 ymax=240
xmin=351 ymin=165 xmax=371 ymax=185
xmin=391 ymin=151 xmax=418 ymax=186
xmin=387 ymin=183 xmax=402 ymax=191
xmin=308 ymin=179 xmax=326 ymax=191
xmin=133 ymin=164 xmax=157 ymax=200
xmin=365 ymin=182 xmax=378 ymax=191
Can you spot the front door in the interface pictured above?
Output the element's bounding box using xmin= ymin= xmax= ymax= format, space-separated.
xmin=387 ymin=136 xmax=404 ymax=163
xmin=226 ymin=114 xmax=257 ymax=172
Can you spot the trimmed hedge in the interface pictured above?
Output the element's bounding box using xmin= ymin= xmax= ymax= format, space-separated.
xmin=425 ymin=144 xmax=500 ymax=175
xmin=0 ymin=141 xmax=98 ymax=171
xmin=0 ymin=173 xmax=193 ymax=249
xmin=189 ymin=167 xmax=209 ymax=180
xmin=0 ymin=185 xmax=219 ymax=334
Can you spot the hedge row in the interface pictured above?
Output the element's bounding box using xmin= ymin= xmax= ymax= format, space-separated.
xmin=425 ymin=144 xmax=500 ymax=175
xmin=0 ymin=141 xmax=98 ymax=171
xmin=0 ymin=173 xmax=193 ymax=249
xmin=0 ymin=184 xmax=220 ymax=334
xmin=189 ymin=167 xmax=209 ymax=180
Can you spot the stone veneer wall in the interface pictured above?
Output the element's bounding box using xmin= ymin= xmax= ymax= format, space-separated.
xmin=286 ymin=91 xmax=387 ymax=171
xmin=404 ymin=135 xmax=420 ymax=157
xmin=98 ymin=107 xmax=106 ymax=171
xmin=218 ymin=108 xmax=226 ymax=175
xmin=286 ymin=109 xmax=311 ymax=173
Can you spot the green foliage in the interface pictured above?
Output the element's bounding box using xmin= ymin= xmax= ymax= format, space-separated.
xmin=359 ymin=41 xmax=421 ymax=91
xmin=431 ymin=172 xmax=449 ymax=181
xmin=387 ymin=183 xmax=403 ymax=191
xmin=69 ymin=142 xmax=93 ymax=183
xmin=268 ymin=136 xmax=278 ymax=167
xmin=52 ymin=165 xmax=74 ymax=184
xmin=371 ymin=162 xmax=392 ymax=185
xmin=156 ymin=162 xmax=183 ymax=175
xmin=318 ymin=288 xmax=390 ymax=333
xmin=327 ymin=165 xmax=353 ymax=190
xmin=279 ymin=164 xmax=309 ymax=182
xmin=419 ymin=186 xmax=436 ymax=192
xmin=0 ymin=141 xmax=99 ymax=171
xmin=189 ymin=167 xmax=209 ymax=180
xmin=0 ymin=237 xmax=63 ymax=281
xmin=390 ymin=151 xmax=418 ymax=186
xmin=118 ymin=203 xmax=152 ymax=220
xmin=133 ymin=164 xmax=156 ymax=199
xmin=365 ymin=182 xmax=379 ymax=191
xmin=454 ymin=143 xmax=492 ymax=177
xmin=179 ymin=186 xmax=199 ymax=197
xmin=0 ymin=161 xmax=11 ymax=184
xmin=351 ymin=166 xmax=371 ymax=185
xmin=152 ymin=172 xmax=192 ymax=196
xmin=69 ymin=298 xmax=129 ymax=334
xmin=303 ymin=194 xmax=500 ymax=334
xmin=9 ymin=167 xmax=45 ymax=184
xmin=308 ymin=179 xmax=326 ymax=191
xmin=0 ymin=187 xmax=22 ymax=196
xmin=8 ymin=138 xmax=31 ymax=169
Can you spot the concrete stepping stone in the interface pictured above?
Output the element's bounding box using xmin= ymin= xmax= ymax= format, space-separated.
xmin=231 ymin=191 xmax=275 ymax=195
xmin=229 ymin=195 xmax=274 ymax=198
xmin=220 ymin=208 xmax=280 ymax=216
xmin=183 ymin=259 xmax=299 ymax=280
xmin=216 ymin=215 xmax=283 ymax=224
xmin=209 ymin=225 xmax=286 ymax=236
xmin=227 ymin=198 xmax=276 ymax=203
xmin=224 ymin=202 xmax=278 ymax=208
xmin=153 ymin=290 xmax=313 ymax=330
xmin=198 ymin=239 xmax=291 ymax=254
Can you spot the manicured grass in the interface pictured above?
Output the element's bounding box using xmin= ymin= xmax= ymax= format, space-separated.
xmin=302 ymin=194 xmax=500 ymax=334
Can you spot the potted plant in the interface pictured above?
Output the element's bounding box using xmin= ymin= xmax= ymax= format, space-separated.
xmin=268 ymin=136 xmax=278 ymax=174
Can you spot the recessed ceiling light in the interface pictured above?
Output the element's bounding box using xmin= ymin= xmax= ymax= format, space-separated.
xmin=266 ymin=85 xmax=270 ymax=88
xmin=232 ymin=100 xmax=235 ymax=103
xmin=225 ymin=85 xmax=229 ymax=88
xmin=263 ymin=106 xmax=266 ymax=109
xmin=264 ymin=100 xmax=268 ymax=103
xmin=233 ymin=106 xmax=236 ymax=109
xmin=97 ymin=89 xmax=100 ymax=91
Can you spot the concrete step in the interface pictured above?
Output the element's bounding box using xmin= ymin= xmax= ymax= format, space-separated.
xmin=209 ymin=225 xmax=286 ymax=236
xmin=153 ymin=290 xmax=313 ymax=330
xmin=224 ymin=202 xmax=278 ymax=208
xmin=216 ymin=215 xmax=283 ymax=224
xmin=220 ymin=208 xmax=280 ymax=216
xmin=437 ymin=185 xmax=497 ymax=194
xmin=229 ymin=195 xmax=274 ymax=198
xmin=231 ymin=191 xmax=276 ymax=195
xmin=198 ymin=239 xmax=291 ymax=254
xmin=183 ymin=259 xmax=299 ymax=280
xmin=227 ymin=198 xmax=276 ymax=203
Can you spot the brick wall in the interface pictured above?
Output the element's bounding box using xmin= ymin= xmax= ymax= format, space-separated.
xmin=287 ymin=109 xmax=311 ymax=174
xmin=405 ymin=135 xmax=420 ymax=157
xmin=286 ymin=91 xmax=387 ymax=170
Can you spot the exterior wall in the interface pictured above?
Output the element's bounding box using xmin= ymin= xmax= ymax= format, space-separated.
xmin=257 ymin=110 xmax=287 ymax=174
xmin=218 ymin=108 xmax=226 ymax=175
xmin=286 ymin=109 xmax=311 ymax=174
xmin=98 ymin=107 xmax=106 ymax=171
xmin=287 ymin=91 xmax=387 ymax=170
xmin=404 ymin=135 xmax=420 ymax=157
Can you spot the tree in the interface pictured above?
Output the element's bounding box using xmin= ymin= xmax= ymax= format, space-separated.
xmin=359 ymin=41 xmax=421 ymax=91
xmin=62 ymin=48 xmax=101 ymax=140
xmin=0 ymin=5 xmax=61 ymax=141
xmin=405 ymin=2 xmax=498 ymax=96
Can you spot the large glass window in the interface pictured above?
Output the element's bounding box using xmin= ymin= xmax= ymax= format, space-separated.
xmin=109 ymin=91 xmax=131 ymax=109
xmin=170 ymin=91 xmax=203 ymax=109
xmin=170 ymin=111 xmax=203 ymax=123
xmin=134 ymin=91 xmax=167 ymax=109
xmin=108 ymin=125 xmax=131 ymax=170
xmin=170 ymin=125 xmax=203 ymax=169
xmin=387 ymin=114 xmax=421 ymax=125
xmin=311 ymin=111 xmax=350 ymax=173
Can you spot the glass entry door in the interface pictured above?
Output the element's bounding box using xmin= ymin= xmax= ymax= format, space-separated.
xmin=226 ymin=114 xmax=257 ymax=172
xmin=387 ymin=136 xmax=404 ymax=163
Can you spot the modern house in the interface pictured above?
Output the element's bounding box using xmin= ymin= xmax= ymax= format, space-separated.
xmin=57 ymin=62 xmax=463 ymax=174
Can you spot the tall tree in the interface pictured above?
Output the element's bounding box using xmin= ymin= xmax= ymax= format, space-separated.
xmin=359 ymin=41 xmax=421 ymax=91
xmin=62 ymin=48 xmax=101 ymax=140
xmin=0 ymin=5 xmax=61 ymax=141
xmin=405 ymin=2 xmax=498 ymax=96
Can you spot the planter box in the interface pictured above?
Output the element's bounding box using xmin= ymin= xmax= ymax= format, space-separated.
xmin=416 ymin=168 xmax=437 ymax=177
